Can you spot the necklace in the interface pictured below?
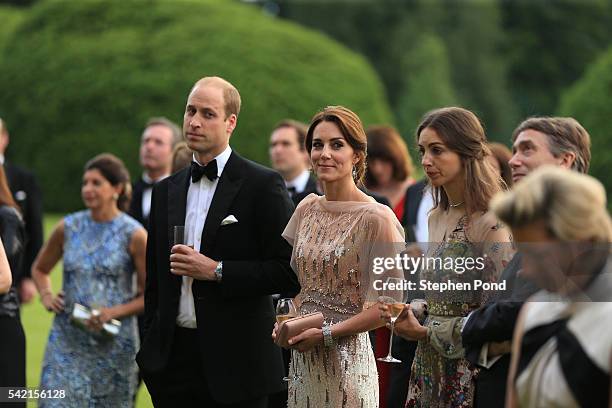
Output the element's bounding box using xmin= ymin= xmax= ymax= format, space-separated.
xmin=448 ymin=200 xmax=465 ymax=208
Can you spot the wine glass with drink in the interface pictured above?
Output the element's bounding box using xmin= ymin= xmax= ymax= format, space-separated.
xmin=377 ymin=277 xmax=406 ymax=363
xmin=276 ymin=298 xmax=297 ymax=381
xmin=173 ymin=226 xmax=194 ymax=249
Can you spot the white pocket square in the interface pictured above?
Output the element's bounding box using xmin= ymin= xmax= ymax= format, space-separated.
xmin=221 ymin=215 xmax=238 ymax=226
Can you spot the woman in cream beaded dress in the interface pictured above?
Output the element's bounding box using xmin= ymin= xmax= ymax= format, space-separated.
xmin=276 ymin=106 xmax=405 ymax=408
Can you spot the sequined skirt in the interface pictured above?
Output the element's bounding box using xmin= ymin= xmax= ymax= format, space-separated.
xmin=288 ymin=332 xmax=379 ymax=408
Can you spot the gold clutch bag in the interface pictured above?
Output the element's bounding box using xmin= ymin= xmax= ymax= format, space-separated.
xmin=276 ymin=312 xmax=324 ymax=348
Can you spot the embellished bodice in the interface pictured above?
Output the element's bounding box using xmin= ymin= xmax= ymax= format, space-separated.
xmin=421 ymin=212 xmax=513 ymax=317
xmin=284 ymin=194 xmax=405 ymax=324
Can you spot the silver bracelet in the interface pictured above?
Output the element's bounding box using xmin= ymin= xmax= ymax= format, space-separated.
xmin=322 ymin=323 xmax=334 ymax=347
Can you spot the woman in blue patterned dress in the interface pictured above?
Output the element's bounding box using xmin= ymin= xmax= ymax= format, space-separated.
xmin=32 ymin=153 xmax=146 ymax=407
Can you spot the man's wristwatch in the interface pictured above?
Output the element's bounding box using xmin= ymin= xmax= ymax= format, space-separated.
xmin=214 ymin=261 xmax=223 ymax=282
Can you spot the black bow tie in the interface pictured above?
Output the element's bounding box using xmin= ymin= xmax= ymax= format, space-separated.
xmin=191 ymin=160 xmax=218 ymax=183
xmin=141 ymin=179 xmax=154 ymax=189
xmin=287 ymin=186 xmax=297 ymax=196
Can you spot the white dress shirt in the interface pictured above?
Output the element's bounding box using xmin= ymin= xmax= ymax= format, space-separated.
xmin=415 ymin=185 xmax=434 ymax=244
xmin=285 ymin=169 xmax=310 ymax=195
xmin=176 ymin=145 xmax=232 ymax=328
xmin=141 ymin=173 xmax=169 ymax=219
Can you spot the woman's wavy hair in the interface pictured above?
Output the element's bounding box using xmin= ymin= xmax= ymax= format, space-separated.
xmin=0 ymin=166 xmax=19 ymax=213
xmin=305 ymin=106 xmax=367 ymax=186
xmin=416 ymin=107 xmax=505 ymax=214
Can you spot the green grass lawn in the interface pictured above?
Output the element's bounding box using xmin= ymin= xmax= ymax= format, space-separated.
xmin=21 ymin=214 xmax=153 ymax=407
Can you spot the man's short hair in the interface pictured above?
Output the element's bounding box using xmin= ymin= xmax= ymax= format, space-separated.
xmin=192 ymin=76 xmax=241 ymax=119
xmin=512 ymin=117 xmax=591 ymax=174
xmin=144 ymin=117 xmax=182 ymax=147
xmin=272 ymin=119 xmax=308 ymax=151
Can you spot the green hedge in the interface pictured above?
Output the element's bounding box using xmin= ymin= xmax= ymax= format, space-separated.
xmin=0 ymin=0 xmax=392 ymax=211
xmin=0 ymin=5 xmax=24 ymax=52
xmin=558 ymin=45 xmax=612 ymax=206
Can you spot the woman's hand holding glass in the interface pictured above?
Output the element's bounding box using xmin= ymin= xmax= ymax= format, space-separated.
xmin=379 ymin=300 xmax=428 ymax=341
xmin=274 ymin=298 xmax=298 ymax=381
xmin=376 ymin=277 xmax=407 ymax=363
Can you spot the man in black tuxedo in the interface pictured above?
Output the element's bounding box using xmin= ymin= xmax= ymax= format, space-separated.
xmin=136 ymin=76 xmax=300 ymax=407
xmin=269 ymin=119 xmax=319 ymax=206
xmin=461 ymin=116 xmax=592 ymax=407
xmin=0 ymin=118 xmax=43 ymax=304
xmin=129 ymin=117 xmax=182 ymax=231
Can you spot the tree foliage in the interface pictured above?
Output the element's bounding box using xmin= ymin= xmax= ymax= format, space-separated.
xmin=395 ymin=33 xmax=457 ymax=141
xmin=0 ymin=0 xmax=392 ymax=211
xmin=502 ymin=0 xmax=612 ymax=118
xmin=558 ymin=46 xmax=612 ymax=206
xmin=279 ymin=0 xmax=518 ymax=141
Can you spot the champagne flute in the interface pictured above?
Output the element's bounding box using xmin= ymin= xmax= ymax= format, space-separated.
xmin=276 ymin=298 xmax=297 ymax=381
xmin=276 ymin=298 xmax=297 ymax=324
xmin=377 ymin=277 xmax=406 ymax=363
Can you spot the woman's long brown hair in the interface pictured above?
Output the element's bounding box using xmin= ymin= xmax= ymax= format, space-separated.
xmin=0 ymin=166 xmax=20 ymax=213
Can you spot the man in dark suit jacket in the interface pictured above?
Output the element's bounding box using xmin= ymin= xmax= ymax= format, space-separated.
xmin=136 ymin=76 xmax=300 ymax=407
xmin=461 ymin=254 xmax=538 ymax=406
xmin=0 ymin=118 xmax=43 ymax=304
xmin=461 ymin=116 xmax=592 ymax=407
xmin=269 ymin=119 xmax=320 ymax=206
xmin=129 ymin=117 xmax=182 ymax=231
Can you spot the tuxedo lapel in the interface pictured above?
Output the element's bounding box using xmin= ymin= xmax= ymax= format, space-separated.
xmin=130 ymin=179 xmax=145 ymax=224
xmin=167 ymin=167 xmax=190 ymax=248
xmin=200 ymin=152 xmax=244 ymax=255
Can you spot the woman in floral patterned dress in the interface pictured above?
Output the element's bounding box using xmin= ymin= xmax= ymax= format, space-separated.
xmin=387 ymin=108 xmax=514 ymax=407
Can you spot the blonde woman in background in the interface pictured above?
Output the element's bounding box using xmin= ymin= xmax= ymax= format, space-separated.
xmin=494 ymin=166 xmax=612 ymax=408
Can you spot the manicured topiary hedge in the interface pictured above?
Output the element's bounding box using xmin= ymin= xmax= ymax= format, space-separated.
xmin=0 ymin=0 xmax=392 ymax=211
